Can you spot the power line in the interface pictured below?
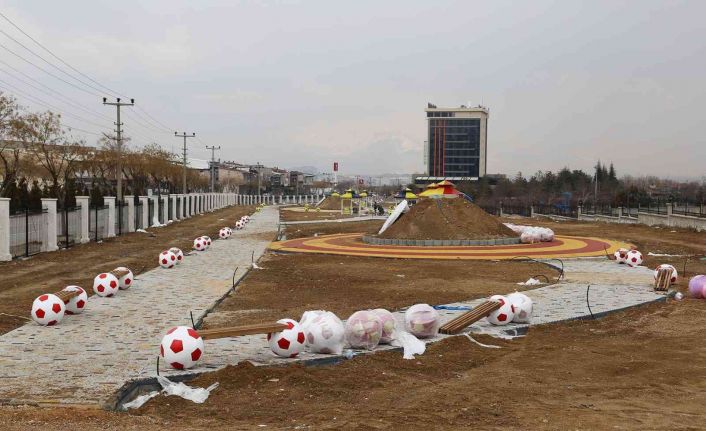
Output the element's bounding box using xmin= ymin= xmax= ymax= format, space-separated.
xmin=135 ymin=105 xmax=174 ymax=132
xmin=0 ymin=11 xmax=126 ymax=98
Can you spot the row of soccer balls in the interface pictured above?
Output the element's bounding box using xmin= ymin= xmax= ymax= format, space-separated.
xmin=614 ymin=248 xmax=681 ymax=284
xmin=159 ymin=293 xmax=535 ymax=370
xmin=30 ymin=267 xmax=135 ymax=326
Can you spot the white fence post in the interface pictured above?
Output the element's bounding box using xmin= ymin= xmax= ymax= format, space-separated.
xmin=139 ymin=196 xmax=149 ymax=229
xmin=104 ymin=196 xmax=116 ymax=238
xmin=151 ymin=195 xmax=160 ymax=226
xmin=169 ymin=194 xmax=177 ymax=222
xmin=76 ymin=196 xmax=90 ymax=243
xmin=0 ymin=198 xmax=11 ymax=261
xmin=41 ymin=198 xmax=59 ymax=252
xmin=125 ymin=195 xmax=135 ymax=233
xmin=160 ymin=196 xmax=168 ymax=224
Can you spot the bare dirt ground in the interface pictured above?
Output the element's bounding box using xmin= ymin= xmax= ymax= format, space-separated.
xmin=1 ymin=215 xmax=705 ymax=430
xmin=0 ymin=205 xmax=255 ymax=335
xmin=202 ymin=252 xmax=555 ymax=329
xmin=283 ymin=219 xmax=383 ymax=240
xmin=280 ymin=208 xmax=349 ymax=222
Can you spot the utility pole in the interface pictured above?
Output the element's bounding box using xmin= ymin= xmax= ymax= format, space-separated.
xmin=175 ymin=132 xmax=196 ymax=193
xmin=103 ymin=97 xmax=134 ymax=201
xmin=206 ymin=145 xmax=221 ymax=192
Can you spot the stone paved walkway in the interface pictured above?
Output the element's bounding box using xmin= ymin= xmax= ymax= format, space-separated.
xmin=0 ymin=206 xmax=279 ymax=405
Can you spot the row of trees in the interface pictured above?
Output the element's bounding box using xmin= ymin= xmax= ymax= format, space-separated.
xmin=0 ymin=92 xmax=208 ymax=211
xmin=457 ymin=162 xmax=704 ymax=208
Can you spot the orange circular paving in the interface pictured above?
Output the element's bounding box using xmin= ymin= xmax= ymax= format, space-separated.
xmin=270 ymin=233 xmax=631 ymax=260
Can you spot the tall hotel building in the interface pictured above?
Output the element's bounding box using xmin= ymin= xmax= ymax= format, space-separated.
xmin=420 ymin=103 xmax=488 ymax=182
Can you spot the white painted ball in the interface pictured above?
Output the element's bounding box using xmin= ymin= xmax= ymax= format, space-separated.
xmin=114 ymin=266 xmax=134 ymax=290
xmin=201 ymin=236 xmax=212 ymax=248
xmin=93 ymin=272 xmax=120 ymax=297
xmin=159 ymin=250 xmax=178 ymax=269
xmin=626 ymin=250 xmax=643 ymax=267
xmin=614 ymin=248 xmax=629 ymax=264
xmin=62 ymin=285 xmax=88 ymax=315
xmin=268 ymin=318 xmax=306 ymax=357
xmin=487 ymin=295 xmax=515 ymax=326
xmin=653 ymin=264 xmax=678 ymax=284
xmin=193 ymin=237 xmax=207 ymax=251
xmin=31 ymin=293 xmax=65 ymax=326
xmin=218 ymin=228 xmax=230 ymax=239
xmin=169 ymin=247 xmax=184 ymax=264
xmin=160 ymin=326 xmax=204 ymax=370
xmin=300 ymin=311 xmax=345 ymax=354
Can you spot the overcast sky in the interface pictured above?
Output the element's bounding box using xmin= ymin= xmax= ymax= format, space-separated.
xmin=1 ymin=0 xmax=705 ymax=178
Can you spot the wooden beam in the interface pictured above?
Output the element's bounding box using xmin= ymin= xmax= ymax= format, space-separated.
xmin=199 ymin=323 xmax=289 ymax=340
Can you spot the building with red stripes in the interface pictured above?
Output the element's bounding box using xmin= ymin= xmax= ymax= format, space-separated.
xmin=419 ymin=103 xmax=488 ymax=183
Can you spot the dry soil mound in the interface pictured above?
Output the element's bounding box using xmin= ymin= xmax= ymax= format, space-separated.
xmin=379 ymin=198 xmax=516 ymax=240
xmin=318 ymin=196 xmax=341 ymax=210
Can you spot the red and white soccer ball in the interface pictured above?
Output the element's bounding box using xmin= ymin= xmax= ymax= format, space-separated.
xmin=201 ymin=236 xmax=212 ymax=248
xmin=114 ymin=266 xmax=134 ymax=290
xmin=626 ymin=250 xmax=643 ymax=267
xmin=267 ymin=318 xmax=306 ymax=358
xmin=193 ymin=237 xmax=207 ymax=251
xmin=507 ymin=292 xmax=533 ymax=323
xmin=653 ymin=264 xmax=678 ymax=284
xmin=169 ymin=247 xmax=184 ymax=264
xmin=62 ymin=285 xmax=87 ymax=315
xmin=218 ymin=227 xmax=231 ymax=239
xmin=160 ymin=326 xmax=205 ymax=370
xmin=487 ymin=295 xmax=515 ymax=326
xmin=242 ymin=215 xmax=250 ymax=224
xmin=159 ymin=250 xmax=178 ymax=268
xmin=235 ymin=220 xmax=244 ymax=230
xmin=93 ymin=272 xmax=120 ymax=297
xmin=614 ymin=248 xmax=629 ymax=264
xmin=31 ymin=294 xmax=65 ymax=326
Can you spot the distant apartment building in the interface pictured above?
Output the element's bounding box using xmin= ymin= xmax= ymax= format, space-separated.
xmin=418 ymin=103 xmax=489 ymax=183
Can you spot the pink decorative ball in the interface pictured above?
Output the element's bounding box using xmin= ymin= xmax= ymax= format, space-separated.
xmin=688 ymin=275 xmax=706 ymax=299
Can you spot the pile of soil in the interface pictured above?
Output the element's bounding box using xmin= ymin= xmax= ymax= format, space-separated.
xmin=380 ymin=197 xmax=516 ymax=240
xmin=317 ymin=196 xmax=341 ymax=210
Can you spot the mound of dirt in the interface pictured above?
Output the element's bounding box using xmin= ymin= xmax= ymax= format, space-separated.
xmin=317 ymin=196 xmax=341 ymax=210
xmin=379 ymin=198 xmax=516 ymax=240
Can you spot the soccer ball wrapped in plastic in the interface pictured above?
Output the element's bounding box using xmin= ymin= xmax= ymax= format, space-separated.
xmin=626 ymin=250 xmax=643 ymax=267
xmin=31 ymin=294 xmax=65 ymax=326
xmin=218 ymin=228 xmax=230 ymax=239
xmin=614 ymin=248 xmax=629 ymax=264
xmin=404 ymin=304 xmax=440 ymax=338
xmin=93 ymin=272 xmax=120 ymax=297
xmin=345 ymin=310 xmax=383 ymax=349
xmin=487 ymin=295 xmax=515 ymax=325
xmin=193 ymin=237 xmax=207 ymax=251
xmin=159 ymin=250 xmax=178 ymax=268
xmin=507 ymin=292 xmax=533 ymax=323
xmin=372 ymin=308 xmax=397 ymax=344
xmin=160 ymin=326 xmax=204 ymax=370
xmin=688 ymin=275 xmax=706 ymax=299
xmin=653 ymin=264 xmax=678 ymax=284
xmin=114 ymin=266 xmax=134 ymax=290
xmin=299 ymin=311 xmax=345 ymax=354
xmin=268 ymin=318 xmax=306 ymax=357
xmin=62 ymin=285 xmax=87 ymax=315
xmin=169 ymin=247 xmax=184 ymax=264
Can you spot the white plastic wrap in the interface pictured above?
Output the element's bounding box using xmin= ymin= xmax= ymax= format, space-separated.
xmin=157 ymin=376 xmax=218 ymax=403
xmin=506 ymin=292 xmax=533 ymax=323
xmin=300 ymin=310 xmax=345 ymax=354
xmin=504 ymin=223 xmax=555 ymax=243
xmin=372 ymin=309 xmax=396 ymax=344
xmin=404 ymin=304 xmax=440 ymax=339
xmin=344 ymin=310 xmax=383 ymax=350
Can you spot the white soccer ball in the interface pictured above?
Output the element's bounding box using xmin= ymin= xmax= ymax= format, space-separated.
xmin=626 ymin=250 xmax=643 ymax=267
xmin=268 ymin=318 xmax=306 ymax=357
xmin=225 ymin=227 xmax=233 ymax=236
xmin=507 ymin=292 xmax=533 ymax=323
xmin=62 ymin=285 xmax=88 ymax=315
xmin=193 ymin=237 xmax=207 ymax=251
xmin=114 ymin=266 xmax=134 ymax=290
xmin=160 ymin=326 xmax=205 ymax=370
xmin=404 ymin=304 xmax=440 ymax=338
xmin=218 ymin=227 xmax=230 ymax=239
xmin=201 ymin=236 xmax=212 ymax=248
xmin=653 ymin=264 xmax=678 ymax=284
xmin=169 ymin=247 xmax=184 ymax=264
xmin=300 ymin=310 xmax=345 ymax=354
xmin=235 ymin=220 xmax=243 ymax=230
xmin=93 ymin=272 xmax=120 ymax=297
xmin=614 ymin=248 xmax=629 ymax=264
xmin=159 ymin=250 xmax=178 ymax=268
xmin=31 ymin=294 xmax=65 ymax=326
xmin=242 ymin=215 xmax=250 ymax=224
xmin=487 ymin=295 xmax=515 ymax=326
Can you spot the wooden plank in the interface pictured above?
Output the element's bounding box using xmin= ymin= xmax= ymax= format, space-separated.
xmin=654 ymin=267 xmax=673 ymax=292
xmin=199 ymin=323 xmax=289 ymax=340
xmin=439 ymin=300 xmax=501 ymax=335
xmin=54 ymin=290 xmax=81 ymax=303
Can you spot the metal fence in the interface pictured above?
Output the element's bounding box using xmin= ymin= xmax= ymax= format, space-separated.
xmin=9 ymin=208 xmax=46 ymax=258
xmin=502 ymin=205 xmax=532 ymax=217
xmin=672 ymin=202 xmax=705 ymax=218
xmin=57 ymin=206 xmax=81 ymax=249
xmin=148 ymin=199 xmax=155 ymax=227
xmin=88 ymin=205 xmax=108 ymax=242
xmin=641 ymin=201 xmax=668 ymax=215
xmin=533 ymin=204 xmax=578 ymax=218
xmin=115 ymin=201 xmax=130 ymax=236
xmin=134 ymin=202 xmax=144 ymax=230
